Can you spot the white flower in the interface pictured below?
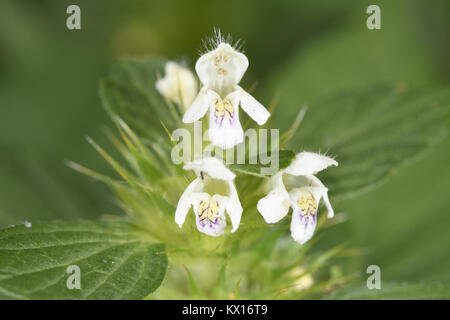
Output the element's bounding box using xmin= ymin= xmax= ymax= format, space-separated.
xmin=175 ymin=157 xmax=243 ymax=236
xmin=256 ymin=152 xmax=338 ymax=244
xmin=182 ymin=40 xmax=270 ymax=149
xmin=156 ymin=61 xmax=198 ymax=109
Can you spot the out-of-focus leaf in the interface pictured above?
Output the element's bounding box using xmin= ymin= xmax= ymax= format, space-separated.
xmin=340 ymin=136 xmax=450 ymax=283
xmin=260 ymin=0 xmax=450 ymax=289
xmin=266 ymin=0 xmax=439 ymax=123
xmin=100 ymin=57 xmax=178 ymax=143
xmin=292 ymin=85 xmax=449 ymax=200
xmin=0 ymin=1 xmax=115 ymax=226
xmin=0 ymin=150 xmax=112 ymax=226
xmin=0 ymin=221 xmax=167 ymax=299
xmin=262 ymin=1 xmax=448 ymax=201
xmin=328 ymin=282 xmax=450 ymax=300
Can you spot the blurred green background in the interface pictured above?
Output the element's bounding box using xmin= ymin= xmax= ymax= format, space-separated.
xmin=0 ymin=0 xmax=449 ymax=287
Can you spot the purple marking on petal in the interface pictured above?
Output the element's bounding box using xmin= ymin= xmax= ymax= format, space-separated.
xmin=226 ymin=108 xmax=235 ymax=125
xmin=213 ymin=99 xmax=235 ymax=127
xmin=199 ymin=214 xmax=220 ymax=231
xmin=215 ymin=113 xmax=225 ymax=127
xmin=298 ymin=212 xmax=317 ymax=226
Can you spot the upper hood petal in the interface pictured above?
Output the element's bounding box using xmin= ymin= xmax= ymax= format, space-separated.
xmin=284 ymin=152 xmax=338 ymax=176
xmin=195 ymin=42 xmax=248 ymax=91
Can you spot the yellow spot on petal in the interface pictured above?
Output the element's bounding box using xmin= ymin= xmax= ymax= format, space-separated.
xmin=298 ymin=193 xmax=317 ymax=217
xmin=214 ymin=56 xmax=221 ymax=66
xmin=214 ymin=53 xmax=229 ymax=75
xmin=198 ymin=199 xmax=220 ymax=225
xmin=214 ymin=98 xmax=234 ymax=124
xmin=217 ymin=68 xmax=228 ymax=75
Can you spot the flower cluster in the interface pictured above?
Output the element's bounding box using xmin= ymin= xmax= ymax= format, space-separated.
xmin=157 ymin=34 xmax=270 ymax=150
xmin=157 ymin=34 xmax=338 ymax=244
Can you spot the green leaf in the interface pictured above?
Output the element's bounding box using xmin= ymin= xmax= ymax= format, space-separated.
xmin=328 ymin=282 xmax=450 ymax=300
xmin=229 ymin=150 xmax=295 ymax=177
xmin=0 ymin=148 xmax=112 ymax=226
xmin=262 ymin=1 xmax=448 ymax=201
xmin=183 ymin=265 xmax=205 ymax=299
xmin=100 ymin=57 xmax=177 ymax=142
xmin=0 ymin=220 xmax=167 ymax=300
xmin=290 ymin=85 xmax=449 ymax=200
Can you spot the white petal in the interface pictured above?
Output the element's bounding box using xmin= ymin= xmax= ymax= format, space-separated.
xmin=284 ymin=152 xmax=338 ymax=176
xmin=175 ymin=177 xmax=203 ymax=228
xmin=195 ymin=42 xmax=249 ymax=91
xmin=184 ymin=156 xmax=235 ymax=181
xmin=289 ymin=188 xmax=319 ymax=244
xmin=290 ymin=212 xmax=317 ymax=245
xmin=156 ymin=61 xmax=198 ymax=108
xmin=225 ymin=181 xmax=243 ymax=232
xmin=308 ymin=175 xmax=335 ymax=218
xmin=322 ymin=191 xmax=334 ymax=218
xmin=237 ymin=86 xmax=270 ymax=125
xmin=208 ymin=90 xmax=244 ymax=149
xmin=192 ymin=193 xmax=228 ymax=237
xmin=256 ymin=172 xmax=290 ymax=223
xmin=182 ymin=87 xmax=210 ymax=123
